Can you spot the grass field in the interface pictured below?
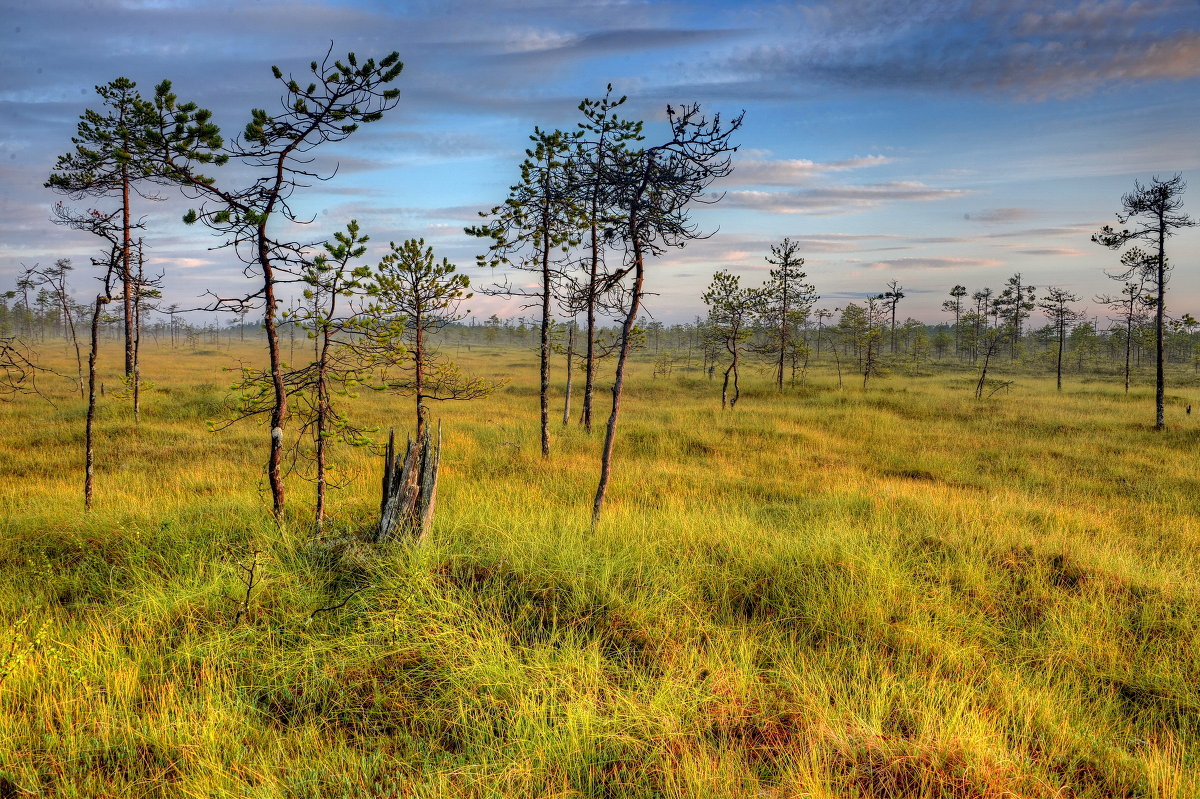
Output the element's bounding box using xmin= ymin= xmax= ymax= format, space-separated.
xmin=1 ymin=336 xmax=1198 ymax=797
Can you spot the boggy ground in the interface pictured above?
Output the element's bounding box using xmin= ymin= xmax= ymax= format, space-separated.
xmin=1 ymin=337 xmax=1197 ymax=797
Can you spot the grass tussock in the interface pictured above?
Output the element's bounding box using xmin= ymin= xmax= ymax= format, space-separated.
xmin=0 ymin=338 xmax=1198 ymax=796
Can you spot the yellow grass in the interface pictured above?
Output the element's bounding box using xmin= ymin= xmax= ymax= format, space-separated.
xmin=0 ymin=334 xmax=1197 ymax=797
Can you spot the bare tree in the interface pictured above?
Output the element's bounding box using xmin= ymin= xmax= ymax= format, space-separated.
xmin=23 ymin=259 xmax=84 ymax=398
xmin=571 ymin=88 xmax=643 ymax=432
xmin=1093 ymin=174 xmax=1195 ymax=429
xmin=592 ymin=103 xmax=741 ymax=521
xmin=0 ymin=337 xmax=50 ymax=402
xmin=974 ymin=327 xmax=1005 ymax=399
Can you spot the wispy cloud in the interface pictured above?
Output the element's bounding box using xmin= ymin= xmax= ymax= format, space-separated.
xmin=729 ymin=155 xmax=893 ymax=187
xmin=963 ymin=207 xmax=1034 ymax=224
xmin=1011 ymin=247 xmax=1087 ymax=257
xmin=866 ymin=256 xmax=1004 ymax=270
xmin=724 ymin=182 xmax=970 ymax=215
xmin=726 ymin=0 xmax=1200 ymax=98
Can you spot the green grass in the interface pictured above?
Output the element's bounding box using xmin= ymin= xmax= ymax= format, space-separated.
xmin=0 ymin=338 xmax=1197 ymax=797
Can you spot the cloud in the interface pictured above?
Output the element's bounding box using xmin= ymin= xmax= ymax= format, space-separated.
xmin=985 ymin=224 xmax=1104 ymax=239
xmin=729 ymin=154 xmax=893 ymax=187
xmin=723 ymin=182 xmax=970 ymax=214
xmin=964 ymin=207 xmax=1033 ymax=224
xmin=1012 ymin=247 xmax=1087 ymax=257
xmin=492 ymin=27 xmax=748 ymax=61
xmin=726 ymin=0 xmax=1200 ymax=98
xmin=866 ymin=256 xmax=1003 ymax=270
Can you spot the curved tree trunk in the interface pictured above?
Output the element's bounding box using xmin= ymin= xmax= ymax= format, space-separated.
xmin=259 ymin=228 xmax=286 ymax=522
xmin=593 ymin=234 xmax=643 ymax=522
xmin=85 ymin=294 xmax=110 ymax=511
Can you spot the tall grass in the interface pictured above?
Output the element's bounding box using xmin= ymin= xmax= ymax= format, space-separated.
xmin=0 ymin=337 xmax=1196 ymax=797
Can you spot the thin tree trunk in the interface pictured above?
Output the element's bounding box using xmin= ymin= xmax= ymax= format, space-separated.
xmin=1155 ymin=221 xmax=1166 ymax=430
xmin=593 ymin=238 xmax=643 ymax=522
xmin=1124 ymin=311 xmax=1133 ymax=394
xmin=85 ymin=294 xmax=109 ymax=511
xmin=315 ymin=322 xmax=331 ymax=529
xmin=259 ymin=228 xmax=287 ymax=522
xmin=121 ymin=149 xmax=134 ymax=379
xmin=537 ymin=168 xmax=553 ymax=457
xmin=777 ymin=280 xmax=787 ymax=392
xmin=57 ymin=284 xmax=84 ymax=399
xmin=539 ymin=245 xmax=551 ymax=457
xmin=582 ymin=216 xmax=600 ymax=433
xmin=730 ymin=348 xmax=740 ymax=409
xmin=414 ymin=319 xmax=426 ymax=440
xmin=1056 ymin=322 xmax=1064 ymax=392
xmin=976 ymin=344 xmax=994 ymax=399
xmin=132 ymin=241 xmax=143 ymax=423
xmin=563 ymin=320 xmax=574 ymax=426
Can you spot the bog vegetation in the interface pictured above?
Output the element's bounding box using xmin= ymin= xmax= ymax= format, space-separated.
xmin=2 ymin=47 xmax=1198 ymax=797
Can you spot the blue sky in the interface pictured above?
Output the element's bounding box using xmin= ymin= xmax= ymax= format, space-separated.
xmin=2 ymin=0 xmax=1198 ymax=325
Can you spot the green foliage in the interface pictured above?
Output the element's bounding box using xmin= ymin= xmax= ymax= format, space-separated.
xmin=370 ymin=240 xmax=498 ymax=430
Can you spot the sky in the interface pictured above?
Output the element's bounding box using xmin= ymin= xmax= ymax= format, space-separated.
xmin=2 ymin=0 xmax=1198 ymax=326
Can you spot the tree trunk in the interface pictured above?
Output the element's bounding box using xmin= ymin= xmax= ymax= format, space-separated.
xmin=593 ymin=235 xmax=643 ymax=523
xmin=581 ymin=213 xmax=599 ymax=433
xmin=563 ymin=321 xmax=574 ymax=426
xmin=539 ymin=202 xmax=552 ymax=458
xmin=414 ymin=318 xmax=426 ymax=440
xmin=132 ymin=241 xmax=143 ymax=423
xmin=315 ymin=326 xmax=331 ymax=529
xmin=378 ymin=423 xmax=440 ymax=543
xmin=730 ymin=348 xmax=740 ymax=409
xmin=1124 ymin=311 xmax=1133 ymax=394
xmin=121 ymin=150 xmax=134 ymax=379
xmin=777 ymin=280 xmax=787 ymax=392
xmin=1155 ymin=220 xmax=1166 ymax=430
xmin=976 ymin=345 xmax=993 ymax=399
xmin=1056 ymin=322 xmax=1064 ymax=392
xmin=85 ymin=294 xmax=109 ymax=511
xmin=259 ymin=228 xmax=286 ymax=522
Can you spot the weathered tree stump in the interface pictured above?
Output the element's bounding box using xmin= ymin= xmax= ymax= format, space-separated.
xmin=377 ymin=423 xmax=441 ymax=543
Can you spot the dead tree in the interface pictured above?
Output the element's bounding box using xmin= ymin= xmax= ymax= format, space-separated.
xmin=592 ymin=103 xmax=742 ymax=521
xmin=50 ymin=204 xmax=125 ymax=510
xmin=377 ymin=424 xmax=440 ymax=542
xmin=571 ymin=87 xmax=643 ymax=433
xmin=22 ymin=259 xmax=84 ymax=398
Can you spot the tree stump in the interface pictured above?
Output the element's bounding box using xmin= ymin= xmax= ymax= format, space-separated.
xmin=377 ymin=423 xmax=440 ymax=543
